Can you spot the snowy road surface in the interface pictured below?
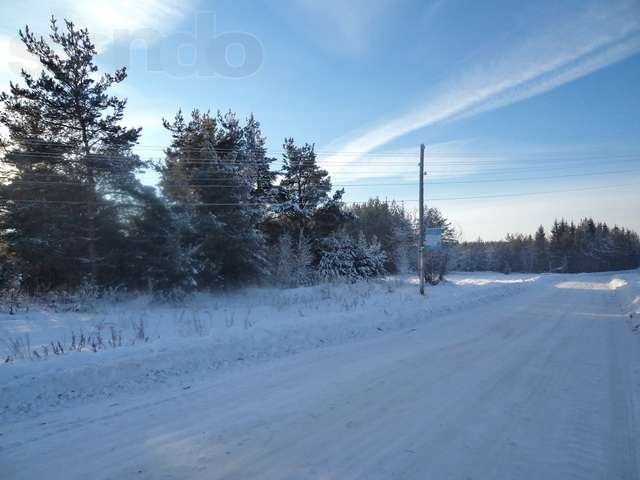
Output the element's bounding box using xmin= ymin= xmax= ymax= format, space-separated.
xmin=2 ymin=273 xmax=639 ymax=479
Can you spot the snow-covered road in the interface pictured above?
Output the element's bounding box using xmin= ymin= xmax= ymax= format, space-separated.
xmin=2 ymin=273 xmax=639 ymax=479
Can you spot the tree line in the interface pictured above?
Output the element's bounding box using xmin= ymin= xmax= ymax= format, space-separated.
xmin=451 ymin=219 xmax=640 ymax=274
xmin=1 ymin=19 xmax=637 ymax=296
xmin=0 ymin=18 xmax=424 ymax=296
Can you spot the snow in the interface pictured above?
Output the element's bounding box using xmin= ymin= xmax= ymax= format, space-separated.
xmin=450 ymin=273 xmax=541 ymax=286
xmin=555 ymin=278 xmax=629 ymax=290
xmin=1 ymin=270 xmax=639 ymax=479
xmin=1 ymin=273 xmax=536 ymax=416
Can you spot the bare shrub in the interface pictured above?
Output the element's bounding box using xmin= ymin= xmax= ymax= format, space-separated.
xmin=189 ymin=309 xmax=212 ymax=336
xmin=175 ymin=308 xmax=212 ymax=337
xmin=225 ymin=311 xmax=236 ymax=328
xmin=132 ymin=315 xmax=148 ymax=343
xmin=243 ymin=307 xmax=254 ymax=329
xmin=0 ymin=272 xmax=26 ymax=314
xmin=1 ymin=334 xmax=32 ymax=360
xmin=109 ymin=325 xmax=123 ymax=348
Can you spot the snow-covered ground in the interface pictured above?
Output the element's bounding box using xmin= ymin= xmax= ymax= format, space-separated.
xmin=0 ymin=272 xmax=540 ymax=416
xmin=1 ymin=270 xmax=639 ymax=479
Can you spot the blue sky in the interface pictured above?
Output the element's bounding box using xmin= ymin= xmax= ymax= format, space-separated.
xmin=1 ymin=0 xmax=639 ymax=240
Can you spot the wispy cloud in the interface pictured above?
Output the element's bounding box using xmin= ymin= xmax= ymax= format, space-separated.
xmin=0 ymin=0 xmax=192 ymax=74
xmin=324 ymin=1 xmax=640 ymax=164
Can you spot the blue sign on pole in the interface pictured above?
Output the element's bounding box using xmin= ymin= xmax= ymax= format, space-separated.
xmin=425 ymin=227 xmax=443 ymax=249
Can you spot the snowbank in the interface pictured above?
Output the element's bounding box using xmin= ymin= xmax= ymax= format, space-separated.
xmin=555 ymin=278 xmax=628 ymax=291
xmin=452 ymin=274 xmax=540 ymax=286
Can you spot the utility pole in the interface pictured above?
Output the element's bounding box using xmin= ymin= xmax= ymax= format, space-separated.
xmin=419 ymin=143 xmax=425 ymax=295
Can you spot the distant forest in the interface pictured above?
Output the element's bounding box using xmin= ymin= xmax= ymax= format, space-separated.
xmin=451 ymin=219 xmax=640 ymax=274
xmin=0 ymin=19 xmax=638 ymax=298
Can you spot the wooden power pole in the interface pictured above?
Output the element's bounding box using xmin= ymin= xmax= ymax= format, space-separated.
xmin=419 ymin=143 xmax=425 ymax=295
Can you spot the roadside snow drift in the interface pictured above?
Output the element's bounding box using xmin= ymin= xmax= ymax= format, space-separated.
xmin=555 ymin=278 xmax=628 ymax=290
xmin=2 ymin=273 xmax=540 ymax=416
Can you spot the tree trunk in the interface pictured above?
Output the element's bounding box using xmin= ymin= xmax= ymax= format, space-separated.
xmin=82 ymin=128 xmax=98 ymax=284
xmin=86 ymin=190 xmax=98 ymax=283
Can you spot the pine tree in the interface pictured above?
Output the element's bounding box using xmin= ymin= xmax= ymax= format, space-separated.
xmin=242 ymin=114 xmax=277 ymax=203
xmin=125 ymin=186 xmax=197 ymax=297
xmin=160 ymin=109 xmax=267 ymax=286
xmin=310 ymin=189 xmax=352 ymax=240
xmin=276 ymin=138 xmax=332 ymax=232
xmin=0 ymin=17 xmax=142 ymax=289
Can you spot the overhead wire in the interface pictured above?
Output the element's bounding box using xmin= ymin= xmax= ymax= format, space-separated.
xmin=1 ymin=143 xmax=638 ymax=210
xmin=3 ymin=139 xmax=640 ymax=159
xmin=0 ymin=182 xmax=635 ymax=206
xmin=1 ymin=167 xmax=639 ymax=188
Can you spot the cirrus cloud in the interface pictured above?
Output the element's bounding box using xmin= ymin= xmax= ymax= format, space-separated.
xmin=324 ymin=1 xmax=640 ymax=170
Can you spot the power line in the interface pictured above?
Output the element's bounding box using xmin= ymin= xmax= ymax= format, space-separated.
xmin=3 ymin=140 xmax=417 ymax=156
xmin=3 ymin=157 xmax=639 ymax=179
xmin=4 ymin=139 xmax=640 ymax=159
xmin=4 ymin=148 xmax=640 ymax=161
xmin=2 ymin=153 xmax=638 ymax=173
xmin=425 ymin=183 xmax=636 ymax=202
xmin=425 ymin=168 xmax=640 ymax=185
xmin=0 ymin=182 xmax=634 ymax=206
xmin=2 ymin=167 xmax=639 ymax=189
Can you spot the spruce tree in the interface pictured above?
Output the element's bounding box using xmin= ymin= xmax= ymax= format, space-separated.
xmin=550 ymin=220 xmax=569 ymax=272
xmin=533 ymin=225 xmax=549 ymax=272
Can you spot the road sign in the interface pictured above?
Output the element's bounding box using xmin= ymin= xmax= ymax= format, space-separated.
xmin=425 ymin=227 xmax=442 ymax=248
